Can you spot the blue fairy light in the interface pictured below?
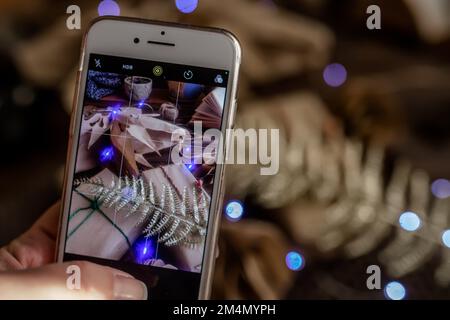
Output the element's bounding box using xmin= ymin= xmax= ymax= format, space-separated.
xmin=175 ymin=0 xmax=198 ymax=14
xmin=323 ymin=63 xmax=347 ymax=87
xmin=285 ymin=251 xmax=304 ymax=271
xmin=187 ymin=163 xmax=195 ymax=171
xmin=183 ymin=146 xmax=192 ymax=160
xmin=134 ymin=237 xmax=156 ymax=264
xmin=98 ymin=0 xmax=121 ymax=16
xmin=109 ymin=105 xmax=121 ymax=120
xmin=442 ymin=230 xmax=450 ymax=248
xmin=225 ymin=200 xmax=244 ymax=221
xmin=100 ymin=146 xmax=114 ymax=162
xmin=399 ymin=211 xmax=421 ymax=232
xmin=384 ymin=281 xmax=406 ymax=300
xmin=121 ymin=186 xmax=134 ymax=201
xmin=431 ymin=179 xmax=450 ymax=199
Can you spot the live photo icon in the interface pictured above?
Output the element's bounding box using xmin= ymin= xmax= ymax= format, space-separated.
xmin=214 ymin=74 xmax=224 ymax=84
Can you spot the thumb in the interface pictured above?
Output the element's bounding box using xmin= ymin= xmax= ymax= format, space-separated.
xmin=0 ymin=261 xmax=148 ymax=300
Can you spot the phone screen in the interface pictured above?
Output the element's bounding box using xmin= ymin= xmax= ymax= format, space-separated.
xmin=62 ymin=53 xmax=229 ymax=299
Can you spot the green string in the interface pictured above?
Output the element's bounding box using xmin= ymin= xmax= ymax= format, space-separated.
xmin=69 ymin=205 xmax=92 ymax=220
xmin=95 ymin=206 xmax=133 ymax=249
xmin=68 ymin=190 xmax=132 ymax=249
xmin=67 ymin=208 xmax=95 ymax=238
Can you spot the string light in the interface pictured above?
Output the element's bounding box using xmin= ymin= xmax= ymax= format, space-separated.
xmin=109 ymin=105 xmax=121 ymax=120
xmin=442 ymin=230 xmax=450 ymax=248
xmin=323 ymin=63 xmax=347 ymax=87
xmin=134 ymin=237 xmax=156 ymax=264
xmin=285 ymin=251 xmax=304 ymax=271
xmin=225 ymin=200 xmax=244 ymax=222
xmin=98 ymin=0 xmax=121 ymax=16
xmin=431 ymin=179 xmax=450 ymax=199
xmin=399 ymin=211 xmax=421 ymax=232
xmin=175 ymin=0 xmax=198 ymax=14
xmin=121 ymin=186 xmax=134 ymax=201
xmin=99 ymin=146 xmax=114 ymax=163
xmin=384 ymin=281 xmax=406 ymax=300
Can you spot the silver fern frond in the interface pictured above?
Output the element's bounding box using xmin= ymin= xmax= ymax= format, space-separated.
xmin=227 ymin=93 xmax=450 ymax=287
xmin=74 ymin=176 xmax=210 ymax=246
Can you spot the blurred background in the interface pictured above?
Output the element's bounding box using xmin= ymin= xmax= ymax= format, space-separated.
xmin=0 ymin=0 xmax=450 ymax=299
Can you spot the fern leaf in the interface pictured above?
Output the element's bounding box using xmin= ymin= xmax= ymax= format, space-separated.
xmin=74 ymin=175 xmax=209 ymax=246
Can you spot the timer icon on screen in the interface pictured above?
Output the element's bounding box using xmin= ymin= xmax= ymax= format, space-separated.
xmin=183 ymin=70 xmax=194 ymax=80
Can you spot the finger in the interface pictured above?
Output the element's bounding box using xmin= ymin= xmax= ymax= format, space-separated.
xmin=0 ymin=202 xmax=61 ymax=271
xmin=31 ymin=201 xmax=61 ymax=241
xmin=0 ymin=261 xmax=148 ymax=300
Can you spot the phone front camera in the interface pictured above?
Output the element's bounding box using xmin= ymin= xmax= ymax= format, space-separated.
xmin=134 ymin=37 xmax=140 ymax=44
xmin=161 ymin=31 xmax=166 ymax=36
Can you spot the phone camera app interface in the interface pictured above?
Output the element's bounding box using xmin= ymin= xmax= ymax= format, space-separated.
xmin=63 ymin=54 xmax=229 ymax=298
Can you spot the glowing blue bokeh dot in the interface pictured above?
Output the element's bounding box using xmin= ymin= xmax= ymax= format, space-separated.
xmin=134 ymin=237 xmax=156 ymax=264
xmin=99 ymin=146 xmax=114 ymax=162
xmin=285 ymin=251 xmax=304 ymax=271
xmin=431 ymin=179 xmax=450 ymax=199
xmin=108 ymin=104 xmax=122 ymax=120
xmin=98 ymin=0 xmax=121 ymax=16
xmin=399 ymin=211 xmax=421 ymax=232
xmin=384 ymin=281 xmax=406 ymax=300
xmin=225 ymin=201 xmax=243 ymax=221
xmin=175 ymin=0 xmax=198 ymax=14
xmin=323 ymin=63 xmax=347 ymax=87
xmin=442 ymin=230 xmax=450 ymax=248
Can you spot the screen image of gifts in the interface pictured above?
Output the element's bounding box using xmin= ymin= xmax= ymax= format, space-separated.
xmin=65 ymin=69 xmax=226 ymax=273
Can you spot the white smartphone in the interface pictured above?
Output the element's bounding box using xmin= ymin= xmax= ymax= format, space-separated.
xmin=56 ymin=17 xmax=241 ymax=299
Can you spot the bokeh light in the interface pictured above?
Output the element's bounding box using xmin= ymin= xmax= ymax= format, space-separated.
xmin=285 ymin=251 xmax=304 ymax=271
xmin=98 ymin=0 xmax=121 ymax=16
xmin=134 ymin=237 xmax=156 ymax=264
xmin=109 ymin=106 xmax=121 ymax=120
xmin=399 ymin=211 xmax=421 ymax=232
xmin=384 ymin=281 xmax=406 ymax=300
xmin=323 ymin=63 xmax=347 ymax=87
xmin=442 ymin=230 xmax=450 ymax=248
xmin=175 ymin=0 xmax=198 ymax=14
xmin=225 ymin=200 xmax=244 ymax=221
xmin=99 ymin=146 xmax=114 ymax=163
xmin=121 ymin=186 xmax=135 ymax=201
xmin=431 ymin=179 xmax=450 ymax=199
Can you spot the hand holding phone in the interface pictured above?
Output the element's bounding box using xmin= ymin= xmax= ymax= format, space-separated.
xmin=0 ymin=202 xmax=147 ymax=300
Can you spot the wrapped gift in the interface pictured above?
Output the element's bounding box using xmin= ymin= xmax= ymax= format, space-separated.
xmin=66 ymin=168 xmax=145 ymax=260
xmin=67 ymin=164 xmax=209 ymax=273
xmin=143 ymin=164 xmax=208 ymax=273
